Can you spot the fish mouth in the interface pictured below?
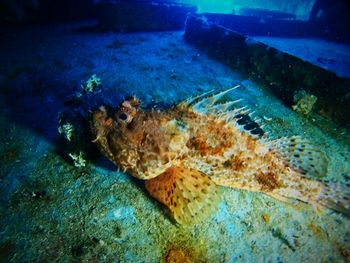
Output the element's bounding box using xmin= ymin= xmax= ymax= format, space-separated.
xmin=91 ymin=106 xmax=116 ymax=141
xmin=92 ymin=106 xmax=109 ymax=126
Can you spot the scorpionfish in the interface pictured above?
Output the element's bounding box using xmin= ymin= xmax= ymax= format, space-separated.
xmin=91 ymin=86 xmax=350 ymax=224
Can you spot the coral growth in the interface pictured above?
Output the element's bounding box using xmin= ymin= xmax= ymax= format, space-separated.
xmin=57 ymin=74 xmax=106 ymax=169
xmin=292 ymin=90 xmax=317 ymax=115
xmin=81 ymin=74 xmax=102 ymax=94
xmin=68 ymin=151 xmax=87 ymax=168
xmin=58 ymin=122 xmax=74 ymax=142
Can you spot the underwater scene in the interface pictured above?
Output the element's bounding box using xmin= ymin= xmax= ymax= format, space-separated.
xmin=0 ymin=0 xmax=350 ymax=262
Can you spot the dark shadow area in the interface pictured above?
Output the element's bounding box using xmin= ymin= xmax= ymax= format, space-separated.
xmin=94 ymin=1 xmax=196 ymax=32
xmin=0 ymin=49 xmax=127 ymax=170
xmin=0 ymin=0 xmax=196 ymax=33
xmin=0 ymin=0 xmax=95 ymax=25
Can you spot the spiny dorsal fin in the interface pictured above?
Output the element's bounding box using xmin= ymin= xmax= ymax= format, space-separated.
xmin=145 ymin=166 xmax=220 ymax=225
xmin=211 ymin=99 xmax=242 ymax=112
xmin=178 ymin=89 xmax=215 ymax=108
xmin=197 ymin=85 xmax=240 ymax=107
xmin=179 ymin=85 xmax=240 ymax=109
xmin=270 ymin=136 xmax=328 ymax=178
xmin=179 ymin=86 xmax=265 ymax=138
xmin=234 ymin=113 xmax=264 ymax=138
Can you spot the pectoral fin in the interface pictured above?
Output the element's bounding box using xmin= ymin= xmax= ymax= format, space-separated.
xmin=145 ymin=166 xmax=220 ymax=225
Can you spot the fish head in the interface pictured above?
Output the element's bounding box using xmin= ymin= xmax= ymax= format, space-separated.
xmin=91 ymin=96 xmax=184 ymax=179
xmin=91 ymin=97 xmax=145 ymax=172
xmin=91 ymin=96 xmax=141 ymax=133
xmin=113 ymin=96 xmax=141 ymax=126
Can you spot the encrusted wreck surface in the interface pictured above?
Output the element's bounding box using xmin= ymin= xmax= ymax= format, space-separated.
xmin=184 ymin=14 xmax=350 ymax=128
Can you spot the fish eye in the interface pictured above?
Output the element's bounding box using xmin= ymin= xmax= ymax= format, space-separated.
xmin=119 ymin=113 xmax=128 ymax=121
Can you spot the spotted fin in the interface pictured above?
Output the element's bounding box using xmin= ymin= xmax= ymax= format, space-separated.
xmin=145 ymin=166 xmax=220 ymax=225
xmin=317 ymin=181 xmax=350 ymax=217
xmin=270 ymin=136 xmax=328 ymax=179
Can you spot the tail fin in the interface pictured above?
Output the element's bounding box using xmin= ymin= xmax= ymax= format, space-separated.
xmin=317 ymin=181 xmax=350 ymax=217
xmin=269 ymin=176 xmax=350 ymax=218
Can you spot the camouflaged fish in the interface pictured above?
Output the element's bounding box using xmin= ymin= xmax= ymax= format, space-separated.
xmin=91 ymin=85 xmax=350 ymax=224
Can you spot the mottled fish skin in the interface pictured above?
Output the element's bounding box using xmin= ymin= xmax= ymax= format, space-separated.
xmin=91 ymin=104 xmax=188 ymax=179
xmin=91 ymin=91 xmax=350 ymax=223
